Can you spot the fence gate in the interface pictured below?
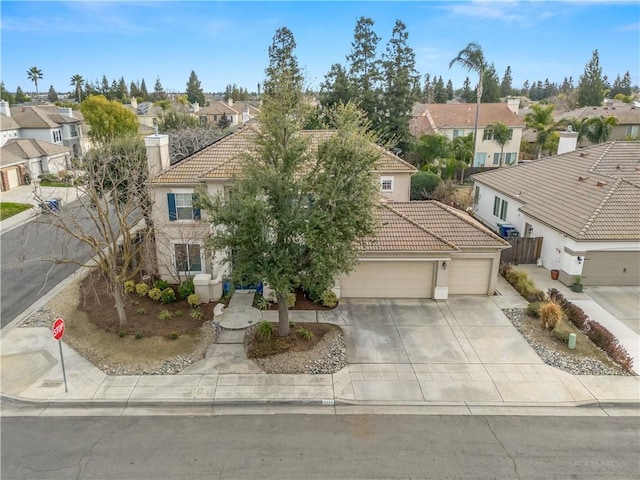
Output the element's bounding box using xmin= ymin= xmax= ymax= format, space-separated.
xmin=500 ymin=237 xmax=543 ymax=265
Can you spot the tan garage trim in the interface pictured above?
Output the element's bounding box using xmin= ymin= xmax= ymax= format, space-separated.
xmin=448 ymin=258 xmax=492 ymax=295
xmin=341 ymin=261 xmax=434 ymax=298
xmin=7 ymin=168 xmax=20 ymax=190
xmin=582 ymin=251 xmax=640 ymax=286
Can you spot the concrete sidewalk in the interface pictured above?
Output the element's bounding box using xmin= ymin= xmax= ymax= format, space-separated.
xmin=1 ymin=275 xmax=638 ymax=412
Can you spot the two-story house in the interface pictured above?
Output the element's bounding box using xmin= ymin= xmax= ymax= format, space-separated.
xmin=411 ymin=100 xmax=525 ymax=167
xmin=145 ymin=126 xmax=509 ymax=302
xmin=554 ymin=101 xmax=640 ymax=144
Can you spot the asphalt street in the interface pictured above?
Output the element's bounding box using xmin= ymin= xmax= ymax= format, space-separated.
xmin=2 ymin=414 xmax=639 ymax=479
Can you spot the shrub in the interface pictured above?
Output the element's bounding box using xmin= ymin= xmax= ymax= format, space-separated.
xmin=118 ymin=330 xmax=126 ymax=338
xmin=134 ymin=331 xmax=143 ymax=339
xmin=174 ymin=310 xmax=183 ymax=317
xmin=170 ymin=332 xmax=180 ymax=340
xmin=190 ymin=309 xmax=203 ymax=321
xmin=256 ymin=321 xmax=274 ymax=342
xmin=296 ymin=327 xmax=314 ymax=341
xmin=148 ymin=287 xmax=162 ymax=301
xmin=178 ymin=278 xmax=195 ymax=300
xmin=160 ymin=287 xmax=176 ymax=304
xmin=502 ymin=265 xmax=545 ymax=302
xmin=552 ymin=328 xmax=570 ymax=344
xmin=289 ymin=320 xmax=295 ymax=328
xmin=123 ymin=280 xmax=136 ymax=294
xmin=255 ymin=295 xmax=270 ymax=310
xmin=187 ymin=294 xmax=201 ymax=308
xmin=539 ymin=301 xmax=563 ymax=330
xmin=136 ymin=282 xmax=149 ymax=297
xmin=320 ymin=290 xmax=338 ymax=308
xmin=158 ymin=309 xmax=173 ymax=321
xmin=287 ymin=292 xmax=296 ymax=309
xmin=154 ymin=279 xmax=169 ymax=291
xmin=526 ymin=302 xmax=541 ymax=317
xmin=130 ymin=299 xmax=139 ymax=306
xmin=410 ymin=171 xmax=442 ymax=200
xmin=137 ymin=308 xmax=147 ymax=315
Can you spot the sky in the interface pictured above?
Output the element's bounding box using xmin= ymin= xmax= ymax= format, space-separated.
xmin=2 ymin=0 xmax=639 ymax=95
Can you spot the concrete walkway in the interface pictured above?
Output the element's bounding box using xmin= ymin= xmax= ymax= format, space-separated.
xmin=1 ymin=274 xmax=638 ymax=410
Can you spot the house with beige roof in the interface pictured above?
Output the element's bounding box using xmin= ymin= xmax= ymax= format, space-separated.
xmin=472 ymin=141 xmax=640 ymax=286
xmin=554 ymin=102 xmax=640 ymax=144
xmin=411 ymin=100 xmax=525 ymax=167
xmin=145 ymin=126 xmax=509 ymax=301
xmin=1 ymin=138 xmax=71 ymax=191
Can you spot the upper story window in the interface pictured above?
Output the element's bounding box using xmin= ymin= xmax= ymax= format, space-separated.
xmin=483 ymin=128 xmax=513 ymax=141
xmin=69 ymin=124 xmax=78 ymax=137
xmin=167 ymin=193 xmax=201 ymax=221
xmin=52 ymin=130 xmax=62 ymax=142
xmin=452 ymin=129 xmax=465 ymax=138
xmin=380 ymin=176 xmax=394 ymax=192
xmin=493 ymin=195 xmax=508 ymax=221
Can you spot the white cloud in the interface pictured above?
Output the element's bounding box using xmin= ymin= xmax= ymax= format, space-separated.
xmin=619 ymin=22 xmax=640 ymax=31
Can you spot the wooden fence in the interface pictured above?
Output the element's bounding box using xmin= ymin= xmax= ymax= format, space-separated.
xmin=500 ymin=237 xmax=543 ymax=265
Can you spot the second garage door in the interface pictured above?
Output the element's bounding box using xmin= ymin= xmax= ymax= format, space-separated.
xmin=448 ymin=258 xmax=492 ymax=295
xmin=582 ymin=251 xmax=640 ymax=286
xmin=341 ymin=261 xmax=434 ymax=298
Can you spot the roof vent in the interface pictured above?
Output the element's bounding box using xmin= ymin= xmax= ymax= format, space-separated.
xmin=579 ymin=152 xmax=589 ymax=157
xmin=578 ymin=176 xmax=588 ymax=182
xmin=596 ymin=181 xmax=607 ymax=187
xmin=616 ymin=164 xmax=621 ymax=170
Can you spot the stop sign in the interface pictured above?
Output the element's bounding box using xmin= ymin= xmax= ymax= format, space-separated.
xmin=52 ymin=318 xmax=65 ymax=340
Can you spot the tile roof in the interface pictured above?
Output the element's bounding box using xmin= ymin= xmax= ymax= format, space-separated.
xmin=3 ymin=138 xmax=70 ymax=159
xmin=0 ymin=148 xmax=26 ymax=167
xmin=9 ymin=106 xmax=61 ymax=129
xmin=0 ymin=113 xmax=20 ymax=131
xmin=410 ymin=103 xmax=524 ymax=137
xmin=199 ymin=101 xmax=240 ymax=116
xmin=472 ymin=141 xmax=640 ymax=241
xmin=554 ymin=104 xmax=640 ymax=125
xmin=364 ymin=201 xmax=509 ymax=252
xmin=153 ymin=126 xmax=416 ymax=183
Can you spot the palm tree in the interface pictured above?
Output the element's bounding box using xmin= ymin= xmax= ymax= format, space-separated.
xmin=27 ymin=66 xmax=43 ymax=102
xmin=70 ymin=74 xmax=84 ymax=102
xmin=449 ymin=42 xmax=487 ymax=161
xmin=584 ymin=115 xmax=618 ymax=144
xmin=452 ymin=133 xmax=473 ymax=183
xmin=563 ymin=117 xmax=590 ymax=142
xmin=523 ymin=104 xmax=561 ymax=158
xmin=486 ymin=122 xmax=512 ymax=167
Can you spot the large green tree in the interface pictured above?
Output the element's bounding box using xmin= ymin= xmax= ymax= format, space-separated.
xmin=47 ymin=85 xmax=58 ymax=102
xmin=70 ymin=74 xmax=84 ymax=102
xmin=26 ymin=66 xmax=43 ymax=100
xmin=577 ymin=49 xmax=605 ymax=106
xmin=0 ymin=82 xmax=15 ymax=104
xmin=185 ymin=71 xmax=205 ymax=106
xmin=450 ymin=42 xmax=487 ymax=161
xmin=411 ymin=133 xmax=452 ymax=170
xmin=380 ymin=19 xmax=418 ymax=152
xmin=15 ymin=86 xmax=29 ymax=104
xmin=500 ymin=66 xmax=513 ymax=97
xmin=486 ymin=122 xmax=511 ymax=167
xmin=153 ymin=76 xmax=167 ymax=101
xmin=80 ymin=95 xmax=139 ymax=144
xmin=319 ymin=63 xmax=351 ymax=109
xmin=202 ymin=27 xmax=380 ymax=337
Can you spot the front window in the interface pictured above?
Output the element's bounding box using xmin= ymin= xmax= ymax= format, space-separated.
xmin=474 ymin=152 xmax=486 ymax=167
xmin=453 ymin=129 xmax=464 ymax=139
xmin=493 ymin=196 xmax=500 ymax=216
xmin=174 ymin=243 xmax=203 ymax=273
xmin=380 ymin=176 xmax=394 ymax=192
xmin=52 ymin=130 xmax=62 ymax=142
xmin=175 ymin=193 xmax=195 ymax=220
xmin=69 ymin=124 xmax=78 ymax=137
xmin=493 ymin=153 xmax=500 ymax=165
xmin=500 ymin=199 xmax=508 ymax=221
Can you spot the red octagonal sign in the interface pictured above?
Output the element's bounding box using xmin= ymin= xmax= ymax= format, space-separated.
xmin=52 ymin=318 xmax=65 ymax=340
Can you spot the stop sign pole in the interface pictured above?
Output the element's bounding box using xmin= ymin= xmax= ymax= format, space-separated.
xmin=52 ymin=318 xmax=68 ymax=393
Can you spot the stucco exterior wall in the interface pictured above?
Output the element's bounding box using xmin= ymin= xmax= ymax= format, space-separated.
xmin=378 ymin=172 xmax=412 ymax=202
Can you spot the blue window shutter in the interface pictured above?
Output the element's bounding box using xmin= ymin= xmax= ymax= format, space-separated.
xmin=168 ymin=193 xmax=177 ymax=221
xmin=192 ymin=193 xmax=201 ymax=220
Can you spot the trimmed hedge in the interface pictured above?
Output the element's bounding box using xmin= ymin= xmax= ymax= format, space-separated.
xmin=410 ymin=171 xmax=442 ymax=200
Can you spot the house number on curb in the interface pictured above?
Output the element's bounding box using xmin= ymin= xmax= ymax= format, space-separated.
xmin=52 ymin=318 xmax=68 ymax=393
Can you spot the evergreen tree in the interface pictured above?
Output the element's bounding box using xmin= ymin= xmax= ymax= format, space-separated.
xmin=346 ymin=16 xmax=382 ymax=130
xmin=185 ymin=71 xmax=205 ymax=106
xmin=480 ymin=64 xmax=500 ymax=102
xmin=0 ymin=82 xmax=15 ymax=104
xmin=101 ymin=75 xmax=110 ymax=97
xmin=380 ymin=19 xmax=418 ymax=150
xmin=15 ymin=86 xmax=28 ymax=103
xmin=446 ymin=79 xmax=454 ymax=100
xmin=118 ymin=77 xmax=128 ymax=101
xmin=422 ymin=73 xmax=432 ymax=103
xmin=460 ymin=77 xmax=473 ymax=103
xmin=139 ymin=78 xmax=149 ymax=101
xmin=153 ymin=76 xmax=167 ymax=101
xmin=320 ymin=63 xmax=352 ymax=108
xmin=47 ymin=85 xmax=58 ymax=102
xmin=500 ymin=66 xmax=513 ymax=97
xmin=433 ymin=76 xmax=447 ymax=103
xmin=130 ymin=80 xmax=141 ymax=99
xmin=522 ymin=80 xmax=530 ymax=97
xmin=621 ymin=71 xmax=632 ymax=96
xmin=577 ymin=49 xmax=605 ymax=106
xmin=110 ymin=79 xmax=119 ymax=101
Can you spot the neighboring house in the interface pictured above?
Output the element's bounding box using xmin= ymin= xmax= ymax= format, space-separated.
xmin=554 ymin=101 xmax=640 ymax=144
xmin=1 ymin=112 xmax=21 ymax=147
xmin=197 ymin=99 xmax=260 ymax=129
xmin=1 ymin=138 xmax=71 ymax=189
xmin=411 ymin=100 xmax=524 ymax=167
xmin=472 ymin=141 xmax=640 ymax=286
xmin=145 ymin=126 xmax=509 ymax=300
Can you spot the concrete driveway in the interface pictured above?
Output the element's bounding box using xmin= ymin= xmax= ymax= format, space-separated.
xmin=317 ymin=297 xmax=542 ymax=366
xmin=584 ymin=286 xmax=640 ymax=335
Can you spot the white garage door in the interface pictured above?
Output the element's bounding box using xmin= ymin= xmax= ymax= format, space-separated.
xmin=582 ymin=251 xmax=640 ymax=286
xmin=448 ymin=258 xmax=492 ymax=295
xmin=341 ymin=261 xmax=434 ymax=298
xmin=7 ymin=168 xmax=20 ymax=189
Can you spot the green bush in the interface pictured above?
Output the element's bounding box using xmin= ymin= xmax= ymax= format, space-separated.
xmin=170 ymin=332 xmax=180 ymax=340
xmin=187 ymin=294 xmax=201 ymax=308
xmin=320 ymin=290 xmax=338 ymax=308
xmin=136 ymin=282 xmax=149 ymax=297
xmin=130 ymin=299 xmax=139 ymax=306
xmin=552 ymin=328 xmax=570 ymax=343
xmin=123 ymin=280 xmax=136 ymax=294
xmin=289 ymin=320 xmax=295 ymax=328
xmin=255 ymin=295 xmax=270 ymax=310
xmin=160 ymin=287 xmax=176 ymax=304
xmin=502 ymin=265 xmax=545 ymax=302
xmin=148 ymin=287 xmax=162 ymax=301
xmin=178 ymin=278 xmax=194 ymax=300
xmin=526 ymin=302 xmax=540 ymax=317
xmin=190 ymin=309 xmax=203 ymax=321
xmin=287 ymin=292 xmax=296 ymax=309
xmin=134 ymin=331 xmax=143 ymax=339
xmin=256 ymin=321 xmax=274 ymax=342
xmin=296 ymin=327 xmax=314 ymax=341
xmin=137 ymin=308 xmax=147 ymax=315
xmin=158 ymin=309 xmax=173 ymax=321
xmin=174 ymin=310 xmax=183 ymax=317
xmin=410 ymin=171 xmax=442 ymax=200
xmin=154 ymin=279 xmax=169 ymax=291
xmin=118 ymin=330 xmax=126 ymax=338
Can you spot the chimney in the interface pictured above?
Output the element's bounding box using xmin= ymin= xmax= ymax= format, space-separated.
xmin=191 ymin=102 xmax=200 ymax=113
xmin=506 ymin=97 xmax=520 ymax=114
xmin=144 ymin=133 xmax=170 ymax=178
xmin=557 ymin=128 xmax=578 ymax=155
xmin=0 ymin=100 xmax=10 ymax=117
xmin=227 ymin=97 xmax=233 ymax=107
xmin=131 ymin=97 xmax=138 ymax=109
